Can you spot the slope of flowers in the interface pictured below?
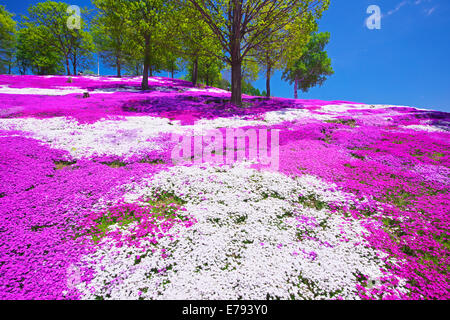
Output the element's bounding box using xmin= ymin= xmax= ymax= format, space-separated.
xmin=0 ymin=75 xmax=448 ymax=300
xmin=75 ymin=164 xmax=411 ymax=300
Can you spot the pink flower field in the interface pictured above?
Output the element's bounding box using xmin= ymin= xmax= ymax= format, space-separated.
xmin=0 ymin=75 xmax=448 ymax=300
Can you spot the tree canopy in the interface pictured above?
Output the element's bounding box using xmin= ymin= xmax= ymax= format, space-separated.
xmin=92 ymin=0 xmax=134 ymax=77
xmin=4 ymin=0 xmax=333 ymax=102
xmin=186 ymin=0 xmax=330 ymax=105
xmin=0 ymin=5 xmax=16 ymax=74
xmin=18 ymin=1 xmax=93 ymax=75
xmin=282 ymin=31 xmax=334 ymax=99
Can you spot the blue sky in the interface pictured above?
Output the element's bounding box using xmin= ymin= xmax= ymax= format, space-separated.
xmin=3 ymin=0 xmax=450 ymax=111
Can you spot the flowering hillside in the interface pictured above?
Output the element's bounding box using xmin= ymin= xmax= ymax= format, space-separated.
xmin=0 ymin=75 xmax=448 ymax=300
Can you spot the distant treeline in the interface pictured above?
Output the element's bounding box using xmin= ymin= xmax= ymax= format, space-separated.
xmin=0 ymin=1 xmax=334 ymax=104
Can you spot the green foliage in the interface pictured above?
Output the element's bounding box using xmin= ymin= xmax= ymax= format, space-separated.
xmin=162 ymin=50 xmax=182 ymax=78
xmin=186 ymin=55 xmax=225 ymax=86
xmin=255 ymin=9 xmax=320 ymax=97
xmin=92 ymin=0 xmax=135 ymax=77
xmin=127 ymin=0 xmax=173 ymax=88
xmin=282 ymin=32 xmax=334 ymax=95
xmin=187 ymin=0 xmax=330 ymax=105
xmin=69 ymin=22 xmax=95 ymax=74
xmin=0 ymin=5 xmax=16 ymax=74
xmin=16 ymin=26 xmax=65 ymax=75
xmin=169 ymin=3 xmax=224 ymax=86
xmin=281 ymin=9 xmax=321 ymax=70
xmin=215 ymin=77 xmax=230 ymax=91
xmin=241 ymin=81 xmax=264 ymax=97
xmin=18 ymin=1 xmax=94 ymax=75
xmin=241 ymin=57 xmax=260 ymax=83
xmin=5 ymin=0 xmax=333 ymax=97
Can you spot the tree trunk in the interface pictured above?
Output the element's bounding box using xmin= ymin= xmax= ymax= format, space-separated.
xmin=142 ymin=33 xmax=151 ymax=90
xmin=230 ymin=1 xmax=242 ymax=106
xmin=117 ymin=57 xmax=122 ymax=78
xmin=192 ymin=56 xmax=198 ymax=86
xmin=231 ymin=60 xmax=242 ymax=105
xmin=294 ymin=78 xmax=298 ymax=99
xmin=266 ymin=65 xmax=271 ymax=98
xmin=171 ymin=66 xmax=174 ymax=79
xmin=73 ymin=54 xmax=77 ymax=76
xmin=65 ymin=56 xmax=71 ymax=76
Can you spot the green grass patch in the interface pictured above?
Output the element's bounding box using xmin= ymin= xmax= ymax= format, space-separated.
xmin=54 ymin=160 xmax=77 ymax=170
xmin=139 ymin=158 xmax=166 ymax=165
xmin=234 ymin=215 xmax=248 ymax=224
xmin=297 ymin=194 xmax=329 ymax=211
xmin=376 ymin=188 xmax=416 ymax=209
xmin=350 ymin=153 xmax=365 ymax=160
xmin=89 ymin=191 xmax=187 ymax=243
xmin=146 ymin=191 xmax=187 ymax=207
xmin=325 ymin=119 xmax=357 ymax=127
xmin=431 ymin=152 xmax=445 ymax=161
xmin=100 ymin=160 xmax=127 ymax=168
xmin=31 ymin=223 xmax=57 ymax=232
xmin=320 ymin=128 xmax=333 ymax=144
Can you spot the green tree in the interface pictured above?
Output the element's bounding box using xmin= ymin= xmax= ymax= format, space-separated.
xmin=255 ymin=13 xmax=317 ymax=98
xmin=282 ymin=32 xmax=334 ymax=99
xmin=122 ymin=37 xmax=144 ymax=76
xmin=16 ymin=25 xmax=65 ymax=75
xmin=0 ymin=5 xmax=16 ymax=74
xmin=242 ymin=80 xmax=263 ymax=96
xmin=216 ymin=76 xmax=230 ymax=91
xmin=92 ymin=0 xmax=133 ymax=77
xmin=254 ymin=31 xmax=282 ymax=98
xmin=121 ymin=27 xmax=145 ymax=76
xmin=158 ymin=9 xmax=184 ymax=79
xmin=187 ymin=0 xmax=329 ymax=106
xmin=162 ymin=50 xmax=182 ymax=79
xmin=186 ymin=54 xmax=224 ymax=86
xmin=69 ymin=20 xmax=95 ymax=75
xmin=21 ymin=1 xmax=93 ymax=75
xmin=241 ymin=56 xmax=259 ymax=84
xmin=128 ymin=0 xmax=172 ymax=89
xmin=169 ymin=3 xmax=223 ymax=86
xmin=199 ymin=55 xmax=224 ymax=86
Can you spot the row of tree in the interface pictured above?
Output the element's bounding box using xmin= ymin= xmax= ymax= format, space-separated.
xmin=0 ymin=1 xmax=334 ymax=106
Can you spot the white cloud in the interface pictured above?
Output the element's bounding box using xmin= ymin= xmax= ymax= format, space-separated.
xmin=382 ymin=0 xmax=435 ymax=18
xmin=425 ymin=6 xmax=436 ymax=16
xmin=386 ymin=1 xmax=408 ymax=16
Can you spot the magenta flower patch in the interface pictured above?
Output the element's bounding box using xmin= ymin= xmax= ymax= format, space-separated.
xmin=0 ymin=75 xmax=448 ymax=300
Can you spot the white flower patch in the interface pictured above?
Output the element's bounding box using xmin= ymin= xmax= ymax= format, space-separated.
xmin=401 ymin=125 xmax=447 ymax=133
xmin=0 ymin=85 xmax=86 ymax=95
xmin=0 ymin=108 xmax=339 ymax=159
xmin=77 ymin=164 xmax=405 ymax=300
xmin=184 ymin=87 xmax=229 ymax=94
xmin=91 ymin=86 xmax=143 ymax=94
xmin=193 ymin=108 xmax=337 ymax=130
xmin=264 ymin=108 xmax=335 ymax=123
xmin=194 ymin=117 xmax=269 ymax=130
xmin=319 ymin=104 xmax=407 ymax=113
xmin=0 ymin=116 xmax=187 ymax=159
